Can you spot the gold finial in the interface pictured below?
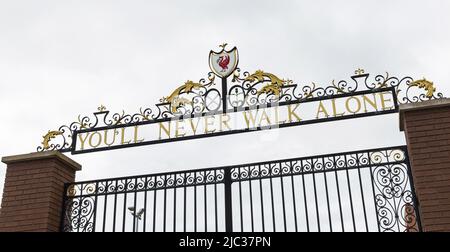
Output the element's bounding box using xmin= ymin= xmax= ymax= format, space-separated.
xmin=355 ymin=68 xmax=365 ymax=75
xmin=98 ymin=105 xmax=106 ymax=112
xmin=219 ymin=43 xmax=228 ymax=49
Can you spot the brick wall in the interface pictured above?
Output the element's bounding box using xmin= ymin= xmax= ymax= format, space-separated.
xmin=0 ymin=151 xmax=81 ymax=232
xmin=400 ymin=99 xmax=450 ymax=232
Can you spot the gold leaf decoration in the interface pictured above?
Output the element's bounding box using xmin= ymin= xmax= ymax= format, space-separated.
xmin=245 ymin=70 xmax=287 ymax=96
xmin=162 ymin=80 xmax=204 ymax=113
xmin=41 ymin=130 xmax=63 ymax=150
xmin=409 ymin=78 xmax=436 ymax=98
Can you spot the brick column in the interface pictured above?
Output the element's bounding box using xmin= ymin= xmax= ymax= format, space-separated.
xmin=0 ymin=151 xmax=81 ymax=232
xmin=399 ymin=98 xmax=450 ymax=232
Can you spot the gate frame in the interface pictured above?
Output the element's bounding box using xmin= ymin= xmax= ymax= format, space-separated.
xmin=58 ymin=145 xmax=422 ymax=232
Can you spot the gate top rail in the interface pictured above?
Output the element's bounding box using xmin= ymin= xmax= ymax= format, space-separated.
xmin=65 ymin=145 xmax=408 ymax=198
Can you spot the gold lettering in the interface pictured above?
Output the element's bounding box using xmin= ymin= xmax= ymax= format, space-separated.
xmin=362 ymin=94 xmax=378 ymax=112
xmin=316 ymin=101 xmax=329 ymax=119
xmin=88 ymin=131 xmax=102 ymax=148
xmin=78 ymin=133 xmax=90 ymax=150
xmin=274 ymin=106 xmax=286 ymax=124
xmin=104 ymin=129 xmax=119 ymax=147
xmin=175 ymin=120 xmax=186 ymax=138
xmin=188 ymin=117 xmax=201 ymax=134
xmin=158 ymin=122 xmax=171 ymax=139
xmin=379 ymin=92 xmax=394 ymax=110
xmin=133 ymin=126 xmax=144 ymax=143
xmin=204 ymin=115 xmax=216 ymax=134
xmin=345 ymin=96 xmax=362 ymax=114
xmin=120 ymin=127 xmax=131 ymax=144
xmin=331 ymin=99 xmax=344 ymax=117
xmin=243 ymin=110 xmax=259 ymax=128
xmin=259 ymin=109 xmax=271 ymax=126
xmin=287 ymin=104 xmax=302 ymax=122
xmin=220 ymin=114 xmax=231 ymax=132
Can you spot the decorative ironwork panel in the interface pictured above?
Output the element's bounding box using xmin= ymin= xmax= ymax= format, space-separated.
xmin=61 ymin=146 xmax=421 ymax=232
xmin=37 ymin=45 xmax=445 ymax=154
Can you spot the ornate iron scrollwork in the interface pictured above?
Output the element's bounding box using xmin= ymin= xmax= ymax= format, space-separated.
xmin=37 ymin=51 xmax=445 ymax=153
xmin=61 ymin=146 xmax=420 ymax=232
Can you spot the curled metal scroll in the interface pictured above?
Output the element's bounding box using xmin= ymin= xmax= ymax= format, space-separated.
xmin=38 ymin=68 xmax=445 ymax=152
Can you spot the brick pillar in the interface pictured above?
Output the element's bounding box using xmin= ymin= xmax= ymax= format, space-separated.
xmin=0 ymin=151 xmax=81 ymax=232
xmin=399 ymin=98 xmax=450 ymax=232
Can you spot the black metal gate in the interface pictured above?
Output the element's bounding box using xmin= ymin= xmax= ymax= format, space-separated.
xmin=61 ymin=145 xmax=421 ymax=232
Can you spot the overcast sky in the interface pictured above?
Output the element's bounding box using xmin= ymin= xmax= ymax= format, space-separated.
xmin=1 ymin=0 xmax=449 ymax=200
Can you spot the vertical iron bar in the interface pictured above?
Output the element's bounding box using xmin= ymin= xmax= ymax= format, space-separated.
xmin=269 ymin=166 xmax=276 ymax=232
xmin=173 ymin=178 xmax=177 ymax=232
xmin=249 ymin=169 xmax=254 ymax=232
xmin=290 ymin=161 xmax=298 ymax=232
xmin=194 ymin=172 xmax=197 ymax=232
xmin=183 ymin=173 xmax=187 ymax=232
xmin=311 ymin=159 xmax=321 ymax=232
xmin=133 ymin=178 xmax=137 ymax=232
xmin=153 ymin=186 xmax=157 ymax=232
xmin=392 ymin=87 xmax=400 ymax=111
xmin=223 ymin=167 xmax=233 ymax=232
xmin=102 ymin=181 xmax=108 ymax=232
xmin=214 ymin=170 xmax=218 ymax=232
xmin=143 ymin=177 xmax=148 ymax=232
xmin=259 ymin=165 xmax=265 ymax=232
xmin=204 ymin=171 xmax=207 ymax=232
xmin=301 ymin=160 xmax=310 ymax=232
xmin=112 ymin=180 xmax=118 ymax=232
xmin=344 ymin=155 xmax=356 ymax=232
xmin=333 ymin=156 xmax=344 ymax=232
xmin=279 ymin=163 xmax=287 ymax=232
xmin=122 ymin=180 xmax=127 ymax=232
xmin=356 ymin=155 xmax=369 ymax=232
xmin=163 ymin=175 xmax=167 ymax=232
xmin=239 ymin=169 xmax=244 ymax=232
xmin=322 ymin=157 xmax=332 ymax=232
xmin=221 ymin=77 xmax=227 ymax=113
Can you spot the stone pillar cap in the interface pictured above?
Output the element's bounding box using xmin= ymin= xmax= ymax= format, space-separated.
xmin=399 ymin=98 xmax=450 ymax=131
xmin=2 ymin=151 xmax=81 ymax=171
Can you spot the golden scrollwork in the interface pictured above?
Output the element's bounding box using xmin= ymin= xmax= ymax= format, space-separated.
xmin=376 ymin=72 xmax=390 ymax=88
xmin=138 ymin=107 xmax=150 ymax=121
xmin=41 ymin=130 xmax=63 ymax=150
xmin=77 ymin=115 xmax=89 ymax=129
xmin=245 ymin=70 xmax=287 ymax=96
xmin=409 ymin=78 xmax=436 ymax=98
xmin=162 ymin=80 xmax=205 ymax=113
xmin=303 ymin=82 xmax=317 ymax=99
xmin=84 ymin=183 xmax=96 ymax=194
xmin=67 ymin=184 xmax=77 ymax=196
xmin=113 ymin=110 xmax=127 ymax=125
xmin=332 ymin=80 xmax=347 ymax=94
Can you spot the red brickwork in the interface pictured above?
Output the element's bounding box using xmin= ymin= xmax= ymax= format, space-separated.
xmin=0 ymin=152 xmax=81 ymax=232
xmin=400 ymin=99 xmax=450 ymax=232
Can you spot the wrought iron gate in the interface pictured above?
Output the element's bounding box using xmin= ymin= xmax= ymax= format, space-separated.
xmin=61 ymin=145 xmax=421 ymax=232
